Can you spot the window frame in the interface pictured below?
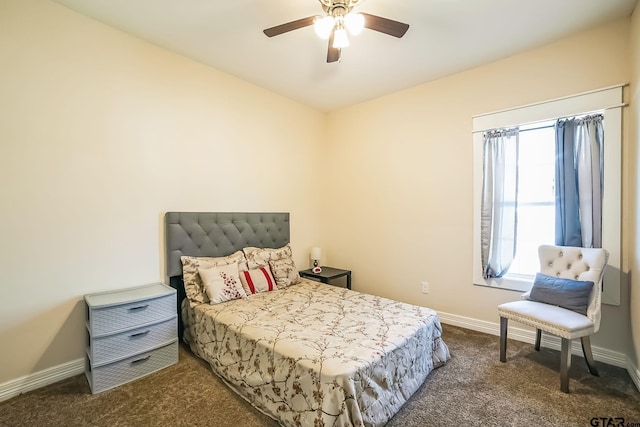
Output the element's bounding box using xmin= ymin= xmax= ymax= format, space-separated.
xmin=472 ymin=85 xmax=623 ymax=305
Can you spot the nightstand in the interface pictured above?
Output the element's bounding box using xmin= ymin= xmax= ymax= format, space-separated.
xmin=84 ymin=282 xmax=178 ymax=393
xmin=299 ymin=266 xmax=352 ymax=289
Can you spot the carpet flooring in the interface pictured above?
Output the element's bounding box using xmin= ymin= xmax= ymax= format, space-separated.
xmin=1 ymin=324 xmax=639 ymax=427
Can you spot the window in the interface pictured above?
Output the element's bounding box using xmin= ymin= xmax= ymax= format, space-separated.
xmin=507 ymin=122 xmax=556 ymax=278
xmin=472 ymin=86 xmax=622 ymax=305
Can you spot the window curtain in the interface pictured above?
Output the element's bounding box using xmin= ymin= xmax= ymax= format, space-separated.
xmin=481 ymin=128 xmax=519 ymax=279
xmin=555 ymin=114 xmax=604 ymax=248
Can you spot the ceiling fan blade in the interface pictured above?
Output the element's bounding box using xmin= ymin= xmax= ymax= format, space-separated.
xmin=263 ymin=16 xmax=316 ymax=37
xmin=361 ymin=13 xmax=409 ymax=38
xmin=327 ymin=32 xmax=341 ymax=63
xmin=327 ymin=46 xmax=341 ymax=63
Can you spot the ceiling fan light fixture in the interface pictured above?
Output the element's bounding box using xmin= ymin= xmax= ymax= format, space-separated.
xmin=344 ymin=12 xmax=364 ymax=35
xmin=314 ymin=15 xmax=335 ymax=39
xmin=263 ymin=0 xmax=410 ymax=63
xmin=333 ymin=26 xmax=350 ymax=48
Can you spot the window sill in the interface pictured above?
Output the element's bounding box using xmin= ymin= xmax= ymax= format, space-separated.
xmin=474 ymin=274 xmax=532 ymax=293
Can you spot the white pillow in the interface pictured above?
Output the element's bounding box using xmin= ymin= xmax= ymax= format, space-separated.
xmin=243 ymin=244 xmax=294 ymax=270
xmin=181 ymin=251 xmax=248 ymax=306
xmin=269 ymin=257 xmax=301 ymax=289
xmin=198 ymin=263 xmax=247 ymax=304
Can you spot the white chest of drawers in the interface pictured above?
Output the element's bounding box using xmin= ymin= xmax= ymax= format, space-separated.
xmin=84 ymin=283 xmax=178 ymax=393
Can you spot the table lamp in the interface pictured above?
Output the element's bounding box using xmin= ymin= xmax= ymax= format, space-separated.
xmin=310 ymin=247 xmax=322 ymax=273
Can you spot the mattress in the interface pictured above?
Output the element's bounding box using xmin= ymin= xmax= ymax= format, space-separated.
xmin=183 ymin=279 xmax=450 ymax=427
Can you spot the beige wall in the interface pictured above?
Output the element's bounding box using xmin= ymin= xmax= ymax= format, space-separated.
xmin=0 ymin=0 xmax=325 ymax=384
xmin=323 ymin=18 xmax=633 ymax=355
xmin=630 ymin=5 xmax=640 ymax=371
xmin=1 ymin=0 xmax=638 ymax=389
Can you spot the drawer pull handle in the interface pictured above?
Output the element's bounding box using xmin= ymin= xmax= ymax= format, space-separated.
xmin=130 ymin=330 xmax=150 ymax=338
xmin=129 ymin=305 xmax=149 ymax=311
xmin=131 ymin=356 xmax=151 ymax=364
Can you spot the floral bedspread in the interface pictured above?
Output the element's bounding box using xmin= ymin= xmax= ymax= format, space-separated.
xmin=183 ymin=279 xmax=450 ymax=427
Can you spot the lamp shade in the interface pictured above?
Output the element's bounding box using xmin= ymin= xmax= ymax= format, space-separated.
xmin=344 ymin=13 xmax=364 ymax=35
xmin=314 ymin=15 xmax=335 ymax=39
xmin=332 ymin=27 xmax=350 ymax=48
xmin=310 ymin=247 xmax=322 ymax=260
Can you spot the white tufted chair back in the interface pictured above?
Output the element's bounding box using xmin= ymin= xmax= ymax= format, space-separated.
xmin=537 ymin=245 xmax=609 ymax=333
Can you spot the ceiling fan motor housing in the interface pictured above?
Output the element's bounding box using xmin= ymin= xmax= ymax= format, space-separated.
xmin=322 ymin=1 xmax=352 ymax=18
xmin=319 ymin=0 xmax=364 ymax=15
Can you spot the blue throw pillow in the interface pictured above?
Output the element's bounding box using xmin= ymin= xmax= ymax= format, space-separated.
xmin=529 ymin=273 xmax=594 ymax=315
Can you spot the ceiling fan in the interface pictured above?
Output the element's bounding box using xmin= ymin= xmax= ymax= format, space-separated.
xmin=263 ymin=0 xmax=409 ymax=63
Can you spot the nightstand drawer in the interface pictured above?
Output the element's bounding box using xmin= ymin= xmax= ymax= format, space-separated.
xmin=87 ymin=316 xmax=177 ymax=365
xmin=86 ymin=340 xmax=178 ymax=394
xmin=89 ymin=293 xmax=175 ymax=336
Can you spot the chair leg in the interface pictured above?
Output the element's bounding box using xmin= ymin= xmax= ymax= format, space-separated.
xmin=581 ymin=336 xmax=600 ymax=377
xmin=560 ymin=338 xmax=572 ymax=393
xmin=535 ymin=329 xmax=542 ymax=351
xmin=500 ymin=317 xmax=508 ymax=362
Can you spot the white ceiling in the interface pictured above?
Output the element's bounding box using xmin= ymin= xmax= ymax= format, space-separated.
xmin=53 ymin=0 xmax=637 ymax=112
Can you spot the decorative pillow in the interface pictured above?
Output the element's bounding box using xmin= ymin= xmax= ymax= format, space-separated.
xmin=181 ymin=251 xmax=248 ymax=306
xmin=243 ymin=244 xmax=294 ymax=270
xmin=199 ymin=263 xmax=247 ymax=304
xmin=269 ymin=257 xmax=302 ymax=289
xmin=239 ymin=267 xmax=276 ymax=294
xmin=528 ymin=273 xmax=594 ymax=315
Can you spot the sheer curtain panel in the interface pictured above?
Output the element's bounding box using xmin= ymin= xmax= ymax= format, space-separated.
xmin=481 ymin=128 xmax=519 ymax=279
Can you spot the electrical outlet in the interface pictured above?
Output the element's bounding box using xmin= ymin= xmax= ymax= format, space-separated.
xmin=421 ymin=281 xmax=429 ymax=294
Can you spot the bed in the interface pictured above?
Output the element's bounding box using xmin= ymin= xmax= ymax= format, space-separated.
xmin=165 ymin=212 xmax=450 ymax=427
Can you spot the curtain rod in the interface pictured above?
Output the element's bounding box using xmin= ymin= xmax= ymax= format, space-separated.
xmin=472 ymin=103 xmax=626 ymax=134
xmin=522 ymin=109 xmax=609 ymax=133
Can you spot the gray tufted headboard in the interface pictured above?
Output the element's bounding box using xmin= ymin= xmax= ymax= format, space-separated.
xmin=164 ymin=212 xmax=290 ymax=333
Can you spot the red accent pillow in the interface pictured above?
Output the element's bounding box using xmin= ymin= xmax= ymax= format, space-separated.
xmin=239 ymin=267 xmax=276 ymax=294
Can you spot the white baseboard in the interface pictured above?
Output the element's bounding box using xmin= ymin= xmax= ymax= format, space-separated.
xmin=627 ymin=357 xmax=640 ymax=392
xmin=437 ymin=311 xmax=636 ymax=386
xmin=0 ymin=358 xmax=84 ymax=403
